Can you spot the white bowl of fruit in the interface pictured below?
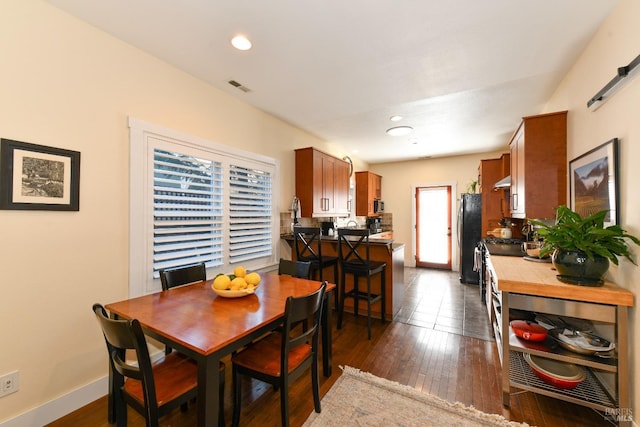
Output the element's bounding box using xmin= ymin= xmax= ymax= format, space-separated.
xmin=211 ymin=266 xmax=261 ymax=298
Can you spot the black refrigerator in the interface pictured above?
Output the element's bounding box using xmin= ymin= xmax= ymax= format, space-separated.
xmin=458 ymin=193 xmax=481 ymax=284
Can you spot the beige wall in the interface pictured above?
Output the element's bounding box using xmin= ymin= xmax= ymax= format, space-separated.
xmin=0 ymin=1 xmax=358 ymax=423
xmin=371 ymin=149 xmax=507 ymax=268
xmin=544 ymin=0 xmax=640 ymax=414
xmin=2 ymin=0 xmax=639 ymax=423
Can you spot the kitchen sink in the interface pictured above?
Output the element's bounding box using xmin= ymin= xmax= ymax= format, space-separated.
xmin=483 ymin=240 xmax=525 ymax=257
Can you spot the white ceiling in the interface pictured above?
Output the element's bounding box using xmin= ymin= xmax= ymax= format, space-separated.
xmin=47 ymin=0 xmax=618 ymax=164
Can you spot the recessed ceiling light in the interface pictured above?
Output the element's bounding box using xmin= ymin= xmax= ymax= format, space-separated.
xmin=231 ymin=35 xmax=252 ymax=51
xmin=386 ymin=126 xmax=413 ymax=136
xmin=390 ymin=115 xmax=403 ymax=122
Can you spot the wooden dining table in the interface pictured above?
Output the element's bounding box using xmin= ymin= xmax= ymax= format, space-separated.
xmin=105 ymin=272 xmax=335 ymax=427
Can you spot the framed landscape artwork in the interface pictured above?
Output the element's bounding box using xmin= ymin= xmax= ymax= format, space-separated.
xmin=569 ymin=138 xmax=619 ymax=226
xmin=0 ymin=139 xmax=81 ymax=211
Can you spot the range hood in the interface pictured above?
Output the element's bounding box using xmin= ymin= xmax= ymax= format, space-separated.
xmin=493 ymin=175 xmax=511 ymax=190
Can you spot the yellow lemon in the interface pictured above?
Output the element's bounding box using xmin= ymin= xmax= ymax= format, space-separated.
xmin=212 ymin=274 xmax=231 ymax=290
xmin=245 ymin=272 xmax=261 ymax=286
xmin=231 ymin=277 xmax=248 ymax=290
xmin=233 ymin=265 xmax=246 ymax=278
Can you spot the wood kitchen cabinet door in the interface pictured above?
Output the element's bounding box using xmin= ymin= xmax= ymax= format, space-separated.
xmin=510 ymin=127 xmax=525 ymax=217
xmin=479 ymin=158 xmax=503 ymax=237
xmin=333 ymin=159 xmax=350 ymax=216
xmin=295 ymin=147 xmax=350 ymax=217
xmin=509 ymin=111 xmax=567 ymax=220
xmin=355 ymin=171 xmax=382 ymax=216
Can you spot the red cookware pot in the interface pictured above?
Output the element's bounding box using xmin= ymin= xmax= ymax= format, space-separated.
xmin=510 ymin=320 xmax=548 ymax=342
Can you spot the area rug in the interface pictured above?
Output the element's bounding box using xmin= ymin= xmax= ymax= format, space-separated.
xmin=303 ymin=366 xmax=530 ymax=427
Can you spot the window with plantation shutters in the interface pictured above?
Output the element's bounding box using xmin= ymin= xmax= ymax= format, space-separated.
xmin=153 ymin=149 xmax=224 ymax=274
xmin=129 ymin=117 xmax=279 ymax=296
xmin=228 ymin=164 xmax=273 ymax=264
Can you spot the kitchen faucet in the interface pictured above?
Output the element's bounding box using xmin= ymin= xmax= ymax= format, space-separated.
xmin=346 ymin=220 xmax=358 ymax=228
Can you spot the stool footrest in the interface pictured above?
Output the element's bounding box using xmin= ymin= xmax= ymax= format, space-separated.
xmin=343 ymin=289 xmax=382 ymax=303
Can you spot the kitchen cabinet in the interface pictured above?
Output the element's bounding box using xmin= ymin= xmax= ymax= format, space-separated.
xmin=489 ymin=255 xmax=633 ymax=425
xmin=478 ymin=154 xmax=509 ymax=237
xmin=295 ymin=147 xmax=350 ymax=217
xmin=355 ymin=171 xmax=382 ymax=216
xmin=509 ymin=111 xmax=567 ymax=219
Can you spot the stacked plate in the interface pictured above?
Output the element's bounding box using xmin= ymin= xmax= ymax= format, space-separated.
xmin=523 ymin=353 xmax=586 ymax=389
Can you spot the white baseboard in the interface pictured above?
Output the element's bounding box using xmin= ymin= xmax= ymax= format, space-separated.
xmin=0 ymin=376 xmax=108 ymax=427
xmin=0 ymin=349 xmax=168 ymax=427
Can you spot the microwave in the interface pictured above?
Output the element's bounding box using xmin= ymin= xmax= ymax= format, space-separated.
xmin=373 ymin=199 xmax=384 ymax=213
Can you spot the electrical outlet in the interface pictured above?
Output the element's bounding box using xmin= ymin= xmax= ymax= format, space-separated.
xmin=0 ymin=371 xmax=19 ymax=397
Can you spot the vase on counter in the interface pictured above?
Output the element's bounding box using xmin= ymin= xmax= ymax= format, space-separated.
xmin=552 ymin=249 xmax=609 ymax=286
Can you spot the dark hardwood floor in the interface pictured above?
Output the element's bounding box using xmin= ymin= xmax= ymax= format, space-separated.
xmin=48 ymin=268 xmax=612 ymax=426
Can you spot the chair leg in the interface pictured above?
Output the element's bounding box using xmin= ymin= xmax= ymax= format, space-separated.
xmin=114 ymin=389 xmax=127 ymax=427
xmin=353 ymin=274 xmax=359 ymax=318
xmin=366 ymin=275 xmax=372 ymax=340
xmin=219 ymin=376 xmax=226 ymax=427
xmin=232 ymin=366 xmax=242 ymax=427
xmin=333 ymin=263 xmax=339 ymax=310
xmin=337 ymin=270 xmax=346 ymax=329
xmin=312 ymin=354 xmax=321 ymax=413
xmin=280 ymin=381 xmax=290 ymax=427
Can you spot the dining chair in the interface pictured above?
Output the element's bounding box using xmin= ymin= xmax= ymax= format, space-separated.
xmin=278 ymin=258 xmax=313 ymax=332
xmin=92 ymin=303 xmax=225 ymax=427
xmin=277 ymin=258 xmax=312 ymax=279
xmin=231 ymin=282 xmax=327 ymax=427
xmin=293 ymin=226 xmax=339 ymax=308
xmin=159 ymin=262 xmax=208 ymax=355
xmin=336 ymin=228 xmax=386 ymax=339
xmin=159 ymin=262 xmax=206 ymax=291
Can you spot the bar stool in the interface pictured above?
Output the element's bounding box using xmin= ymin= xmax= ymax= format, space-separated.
xmin=293 ymin=226 xmax=339 ymax=309
xmin=337 ymin=228 xmax=386 ymax=339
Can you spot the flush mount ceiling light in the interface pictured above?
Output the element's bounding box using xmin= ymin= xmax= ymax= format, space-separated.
xmin=231 ymin=35 xmax=252 ymax=51
xmin=386 ymin=126 xmax=413 ymax=136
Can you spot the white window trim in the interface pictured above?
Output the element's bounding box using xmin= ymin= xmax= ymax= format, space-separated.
xmin=128 ymin=117 xmax=280 ymax=297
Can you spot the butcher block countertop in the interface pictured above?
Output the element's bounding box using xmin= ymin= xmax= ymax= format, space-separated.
xmin=490 ymin=255 xmax=634 ymax=307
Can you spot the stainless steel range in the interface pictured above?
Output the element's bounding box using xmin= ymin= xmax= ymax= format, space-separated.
xmin=477 ymin=238 xmax=524 ymax=303
xmin=478 ymin=237 xmax=526 ymax=339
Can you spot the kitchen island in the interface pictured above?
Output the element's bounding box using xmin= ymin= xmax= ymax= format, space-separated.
xmin=282 ymin=231 xmax=404 ymax=319
xmin=489 ymin=255 xmax=633 ymax=425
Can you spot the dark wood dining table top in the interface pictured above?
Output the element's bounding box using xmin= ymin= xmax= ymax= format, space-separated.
xmin=105 ymin=271 xmax=335 ymax=356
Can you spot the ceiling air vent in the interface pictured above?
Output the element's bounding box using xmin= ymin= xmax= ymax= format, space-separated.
xmin=228 ymin=80 xmax=251 ymax=93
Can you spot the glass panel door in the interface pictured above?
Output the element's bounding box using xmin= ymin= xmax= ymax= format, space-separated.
xmin=416 ymin=186 xmax=452 ymax=269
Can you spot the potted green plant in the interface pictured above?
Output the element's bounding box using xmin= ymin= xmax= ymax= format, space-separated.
xmin=531 ymin=205 xmax=640 ymax=286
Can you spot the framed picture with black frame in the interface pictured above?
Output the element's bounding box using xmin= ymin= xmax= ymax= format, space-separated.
xmin=0 ymin=138 xmax=80 ymax=211
xmin=569 ymin=137 xmax=619 ymax=226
